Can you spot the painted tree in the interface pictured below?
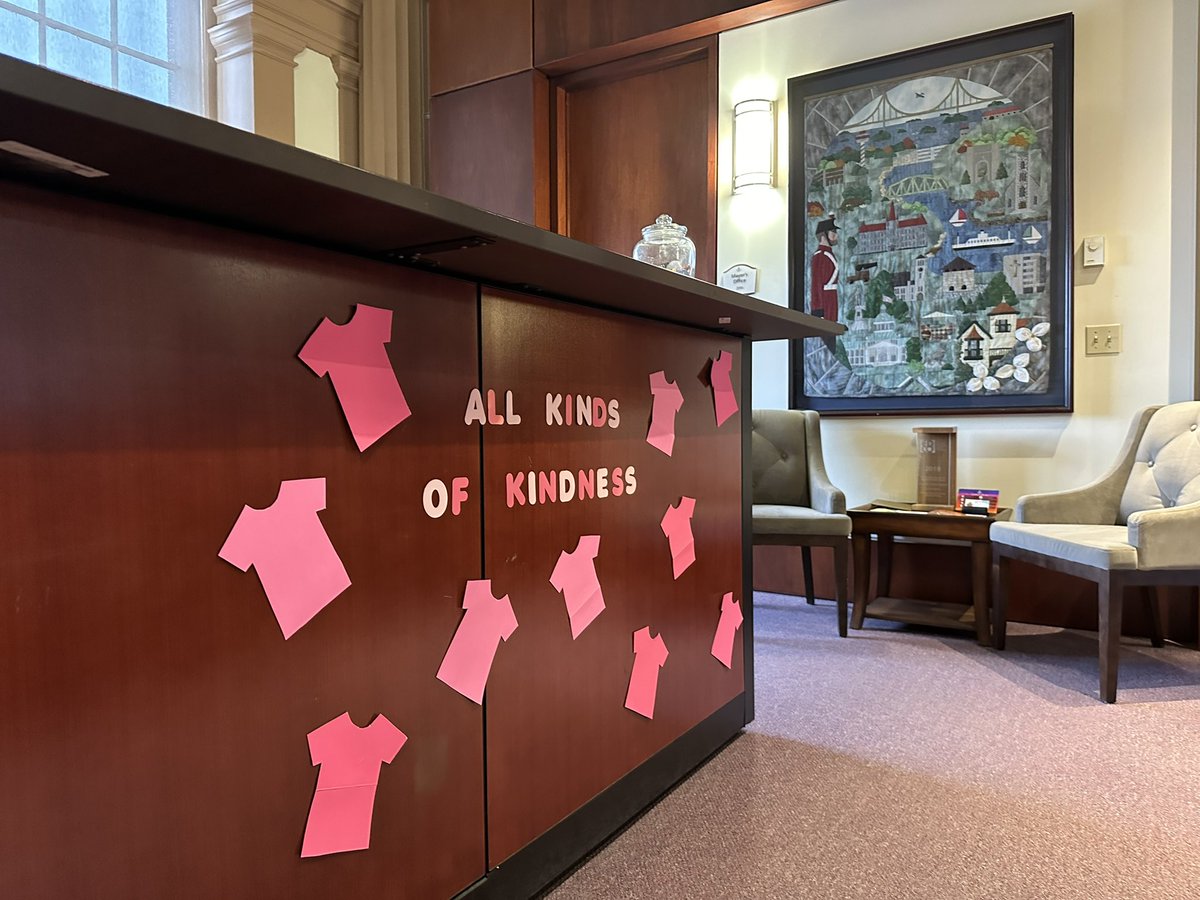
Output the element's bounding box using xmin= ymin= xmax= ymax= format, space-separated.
xmin=978 ymin=272 xmax=1018 ymax=311
xmin=906 ymin=337 xmax=922 ymax=363
xmin=864 ymin=270 xmax=894 ymax=318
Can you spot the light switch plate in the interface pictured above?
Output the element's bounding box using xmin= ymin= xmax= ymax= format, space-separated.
xmin=1085 ymin=323 xmax=1121 ymax=355
xmin=1083 ymin=235 xmax=1106 ymax=267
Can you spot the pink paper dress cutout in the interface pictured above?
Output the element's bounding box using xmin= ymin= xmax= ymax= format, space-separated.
xmin=299 ymin=304 xmax=411 ymax=452
xmin=301 ymin=712 xmax=407 ymax=858
xmin=549 ymin=535 xmax=606 ymax=639
xmin=218 ymin=477 xmax=351 ymax=639
xmin=647 ymin=370 xmax=684 ymax=456
xmin=710 ymin=350 xmax=738 ymax=427
xmin=436 ymin=580 xmax=518 ymax=704
xmin=710 ymin=592 xmax=743 ymax=668
xmin=625 ymin=627 xmax=669 ymax=719
xmin=659 ymin=496 xmax=697 ymax=579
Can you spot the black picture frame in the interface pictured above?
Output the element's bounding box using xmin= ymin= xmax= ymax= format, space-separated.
xmin=788 ymin=15 xmax=1073 ymax=415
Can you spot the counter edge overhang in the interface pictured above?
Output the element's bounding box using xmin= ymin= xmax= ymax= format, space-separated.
xmin=0 ymin=56 xmax=842 ymax=343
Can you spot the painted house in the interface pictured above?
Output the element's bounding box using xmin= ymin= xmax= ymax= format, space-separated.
xmin=856 ymin=201 xmax=928 ymax=254
xmin=892 ymin=255 xmax=930 ymax=306
xmin=1003 ymin=252 xmax=1048 ymax=294
xmin=942 ymin=255 xmax=978 ymax=294
xmin=957 ymin=301 xmax=1021 ymax=365
xmin=1005 ymin=150 xmax=1046 ymax=211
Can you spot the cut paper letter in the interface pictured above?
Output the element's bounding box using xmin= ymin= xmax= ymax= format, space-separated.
xmin=549 ymin=535 xmax=606 ymax=638
xmin=709 ymin=350 xmax=738 ymax=427
xmin=298 ymin=303 xmax=411 ymax=452
xmin=218 ymin=477 xmax=351 ymax=639
xmin=436 ymin=580 xmax=518 ymax=704
xmin=710 ymin=592 xmax=743 ymax=668
xmin=625 ymin=626 xmax=669 ymax=719
xmin=646 ymin=370 xmax=684 ymax=456
xmin=659 ymin=496 xmax=697 ymax=579
xmin=301 ymin=712 xmax=407 ymax=858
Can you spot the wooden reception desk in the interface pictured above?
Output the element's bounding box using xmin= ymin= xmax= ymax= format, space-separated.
xmin=0 ymin=59 xmax=836 ymax=899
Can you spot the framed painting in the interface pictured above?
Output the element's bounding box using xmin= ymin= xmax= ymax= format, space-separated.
xmin=788 ymin=15 xmax=1073 ymax=415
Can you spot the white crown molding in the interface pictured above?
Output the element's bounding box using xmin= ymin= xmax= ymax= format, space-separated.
xmin=210 ymin=0 xmax=360 ymax=64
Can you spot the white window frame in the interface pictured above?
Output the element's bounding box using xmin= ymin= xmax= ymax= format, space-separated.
xmin=0 ymin=0 xmax=211 ymax=115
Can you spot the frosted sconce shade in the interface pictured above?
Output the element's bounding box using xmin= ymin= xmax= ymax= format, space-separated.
xmin=732 ymin=98 xmax=775 ymax=193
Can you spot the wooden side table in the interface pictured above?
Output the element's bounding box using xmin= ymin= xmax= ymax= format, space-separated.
xmin=848 ymin=505 xmax=1011 ymax=646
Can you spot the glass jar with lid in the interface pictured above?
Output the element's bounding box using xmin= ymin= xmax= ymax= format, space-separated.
xmin=632 ymin=214 xmax=696 ymax=277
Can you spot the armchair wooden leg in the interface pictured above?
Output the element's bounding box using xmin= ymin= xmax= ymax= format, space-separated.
xmin=833 ymin=538 xmax=849 ymax=638
xmin=801 ymin=546 xmax=816 ymax=605
xmin=1143 ymin=585 xmax=1165 ymax=648
xmin=993 ymin=551 xmax=1011 ymax=651
xmin=1098 ymin=574 xmax=1124 ymax=703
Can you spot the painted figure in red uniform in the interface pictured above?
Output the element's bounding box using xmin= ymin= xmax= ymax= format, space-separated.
xmin=810 ymin=216 xmax=840 ymax=352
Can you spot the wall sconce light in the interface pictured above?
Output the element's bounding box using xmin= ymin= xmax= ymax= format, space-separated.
xmin=732 ymin=98 xmax=775 ymax=193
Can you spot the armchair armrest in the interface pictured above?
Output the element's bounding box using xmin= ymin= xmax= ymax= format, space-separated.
xmin=1127 ymin=500 xmax=1200 ymax=569
xmin=803 ymin=412 xmax=846 ymax=515
xmin=1016 ymin=485 xmax=1122 ymax=525
xmin=1015 ymin=405 xmax=1161 ymax=525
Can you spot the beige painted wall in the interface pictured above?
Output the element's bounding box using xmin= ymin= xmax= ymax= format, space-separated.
xmin=294 ymin=48 xmax=341 ymax=160
xmin=719 ymin=0 xmax=1198 ymax=508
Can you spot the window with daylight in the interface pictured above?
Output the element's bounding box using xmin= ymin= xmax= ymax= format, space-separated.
xmin=0 ymin=0 xmax=207 ymax=114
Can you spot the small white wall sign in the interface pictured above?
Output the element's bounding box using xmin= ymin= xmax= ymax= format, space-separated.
xmin=720 ymin=264 xmax=759 ymax=294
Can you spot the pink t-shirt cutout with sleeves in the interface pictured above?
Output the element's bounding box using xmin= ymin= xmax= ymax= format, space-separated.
xmin=218 ymin=477 xmax=351 ymax=639
xmin=625 ymin=627 xmax=669 ymax=719
xmin=300 ymin=712 xmax=407 ymax=858
xmin=299 ymin=304 xmax=411 ymax=452
xmin=647 ymin=371 xmax=684 ymax=456
xmin=659 ymin=496 xmax=697 ymax=579
xmin=709 ymin=350 xmax=738 ymax=427
xmin=710 ymin=591 xmax=743 ymax=668
xmin=549 ymin=534 xmax=605 ymax=639
xmin=436 ymin=580 xmax=518 ymax=704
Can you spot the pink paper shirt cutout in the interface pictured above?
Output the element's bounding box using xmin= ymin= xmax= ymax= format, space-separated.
xmin=647 ymin=371 xmax=684 ymax=456
xmin=711 ymin=592 xmax=743 ymax=669
xmin=218 ymin=477 xmax=351 ymax=639
xmin=299 ymin=304 xmax=411 ymax=452
xmin=301 ymin=712 xmax=407 ymax=858
xmin=549 ymin=535 xmax=606 ymax=639
xmin=710 ymin=350 xmax=738 ymax=427
xmin=659 ymin=496 xmax=697 ymax=579
xmin=625 ymin=627 xmax=669 ymax=719
xmin=436 ymin=580 xmax=518 ymax=704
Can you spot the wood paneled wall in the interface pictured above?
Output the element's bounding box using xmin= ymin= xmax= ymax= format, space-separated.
xmin=534 ymin=0 xmax=837 ymax=73
xmin=428 ymin=70 xmax=550 ymax=227
xmin=554 ymin=41 xmax=717 ymax=280
xmin=428 ymin=0 xmax=533 ymax=95
xmin=425 ymin=0 xmax=836 ymax=271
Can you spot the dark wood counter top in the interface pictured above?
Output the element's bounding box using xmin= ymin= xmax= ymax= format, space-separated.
xmin=0 ymin=57 xmax=840 ymax=343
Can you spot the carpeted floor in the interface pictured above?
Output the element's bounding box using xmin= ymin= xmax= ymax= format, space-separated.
xmin=544 ymin=592 xmax=1200 ymax=899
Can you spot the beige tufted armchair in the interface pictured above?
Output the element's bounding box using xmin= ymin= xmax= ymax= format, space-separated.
xmin=751 ymin=409 xmax=851 ymax=636
xmin=991 ymin=402 xmax=1200 ymax=702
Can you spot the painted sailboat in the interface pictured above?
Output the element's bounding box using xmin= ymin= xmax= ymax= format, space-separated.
xmin=1022 ymin=225 xmax=1043 ymax=245
xmin=950 ymin=208 xmax=968 ymax=228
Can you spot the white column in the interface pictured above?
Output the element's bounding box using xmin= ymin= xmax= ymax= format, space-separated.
xmin=331 ymin=54 xmax=362 ymax=167
xmin=360 ymin=0 xmax=423 ymax=183
xmin=209 ymin=0 xmax=307 ymax=144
